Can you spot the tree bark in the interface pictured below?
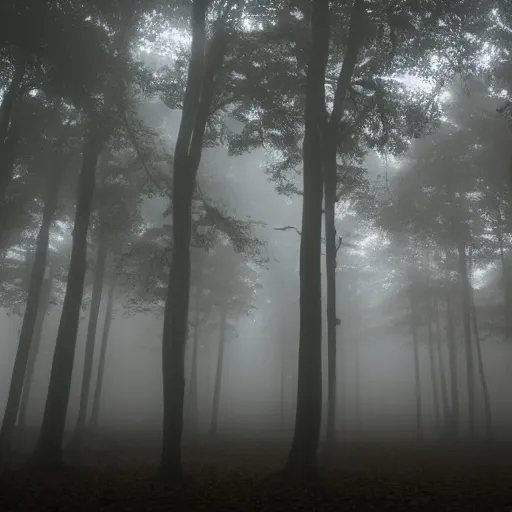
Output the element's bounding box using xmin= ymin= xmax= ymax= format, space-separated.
xmin=210 ymin=305 xmax=228 ymax=436
xmin=495 ymin=201 xmax=512 ymax=339
xmin=89 ymin=277 xmax=115 ymax=431
xmin=0 ymin=114 xmax=22 ymax=222
xmin=457 ymin=241 xmax=476 ymax=438
xmin=29 ymin=121 xmax=103 ymax=469
xmin=324 ymin=186 xmax=337 ymax=445
xmin=280 ymin=338 xmax=286 ymax=431
xmin=427 ymin=296 xmax=441 ymax=429
xmin=468 ymin=248 xmax=492 ymax=440
xmin=354 ymin=336 xmax=362 ymax=436
xmin=323 ymin=0 xmax=364 ymax=449
xmin=68 ymin=239 xmax=108 ymax=451
xmin=188 ymin=280 xmax=202 ymax=436
xmin=283 ymin=0 xmax=330 ymax=479
xmin=0 ymin=171 xmax=60 ymax=462
xmin=434 ymin=297 xmax=451 ymax=433
xmin=445 ymin=289 xmax=460 ymax=437
xmin=159 ymin=0 xmax=229 ymax=480
xmin=411 ymin=303 xmax=422 ymax=442
xmin=0 ymin=60 xmax=24 ymax=205
xmin=18 ymin=265 xmax=54 ymax=428
xmin=0 ymin=61 xmax=24 ymax=146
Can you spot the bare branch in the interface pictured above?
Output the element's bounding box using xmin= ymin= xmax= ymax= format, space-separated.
xmin=274 ymin=226 xmax=301 ymax=236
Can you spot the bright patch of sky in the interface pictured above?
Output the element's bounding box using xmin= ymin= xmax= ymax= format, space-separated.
xmin=473 ymin=263 xmax=496 ymax=290
xmin=5 ymin=248 xmax=24 ymax=261
xmin=138 ymin=12 xmax=190 ymax=60
xmin=241 ymin=16 xmax=263 ymax=32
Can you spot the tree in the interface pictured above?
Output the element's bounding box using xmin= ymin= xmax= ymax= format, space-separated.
xmin=68 ymin=128 xmax=153 ymax=453
xmin=159 ymin=0 xmax=239 ymax=479
xmin=281 ymin=0 xmax=328 ymax=478
xmin=18 ymin=265 xmax=54 ymax=428
xmin=89 ymin=274 xmax=116 ymax=432
xmin=0 ymin=102 xmax=80 ymax=462
xmin=377 ymin=80 xmax=504 ymax=439
xmin=0 ymin=168 xmax=62 ymax=461
xmin=207 ymin=246 xmax=258 ymax=436
xmin=29 ymin=113 xmax=109 ymax=468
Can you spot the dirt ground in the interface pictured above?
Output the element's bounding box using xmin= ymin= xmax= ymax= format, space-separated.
xmin=2 ymin=432 xmax=512 ymax=511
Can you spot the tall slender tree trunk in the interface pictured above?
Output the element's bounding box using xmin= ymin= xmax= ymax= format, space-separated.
xmin=354 ymin=337 xmax=362 ymax=436
xmin=470 ymin=292 xmax=493 ymax=440
xmin=280 ymin=339 xmax=286 ymax=430
xmin=210 ymin=306 xmax=228 ymax=436
xmin=160 ymin=0 xmax=229 ymax=480
xmin=0 ymin=171 xmax=60 ymax=462
xmin=188 ymin=280 xmax=203 ymax=436
xmin=495 ymin=202 xmax=512 ymax=339
xmin=18 ymin=266 xmax=54 ymax=428
xmin=446 ymin=290 xmax=459 ymax=437
xmin=324 ymin=184 xmax=337 ymax=446
xmin=0 ymin=60 xmax=24 ymax=214
xmin=468 ymin=248 xmax=492 ymax=440
xmin=411 ymin=305 xmax=422 ymax=442
xmin=457 ymin=241 xmax=475 ymax=437
xmin=29 ymin=121 xmax=104 ymax=469
xmin=427 ymin=297 xmax=441 ymax=429
xmin=283 ymin=0 xmax=329 ymax=479
xmin=0 ymin=114 xmax=22 ymax=247
xmin=338 ymin=336 xmax=346 ymax=434
xmin=89 ymin=277 xmax=115 ymax=431
xmin=278 ymin=320 xmax=289 ymax=431
xmin=323 ymin=0 xmax=364 ymax=450
xmin=434 ymin=297 xmax=451 ymax=433
xmin=408 ymin=271 xmax=423 ymax=441
xmin=68 ymin=240 xmax=108 ymax=450
xmin=0 ymin=61 xmax=24 ymax=146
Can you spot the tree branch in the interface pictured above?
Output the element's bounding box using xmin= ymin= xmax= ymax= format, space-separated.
xmin=274 ymin=225 xmax=301 ymax=236
xmin=330 ymin=0 xmax=366 ymax=125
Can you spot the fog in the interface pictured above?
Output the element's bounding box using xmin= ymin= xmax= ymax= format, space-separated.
xmin=3 ymin=106 xmax=512 ymax=446
xmin=3 ymin=2 xmax=512 ymax=509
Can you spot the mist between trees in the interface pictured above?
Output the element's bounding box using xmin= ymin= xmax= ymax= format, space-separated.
xmin=1 ymin=0 xmax=512 ymax=487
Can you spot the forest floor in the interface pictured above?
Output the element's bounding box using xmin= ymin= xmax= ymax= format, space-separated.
xmin=1 ymin=429 xmax=512 ymax=511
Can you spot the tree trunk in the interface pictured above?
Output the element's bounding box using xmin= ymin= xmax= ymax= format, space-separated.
xmin=89 ymin=277 xmax=115 ymax=431
xmin=0 ymin=60 xmax=24 ymax=210
xmin=188 ymin=281 xmax=202 ymax=436
xmin=280 ymin=340 xmax=286 ymax=431
xmin=323 ymin=0 xmax=364 ymax=449
xmin=468 ymin=248 xmax=492 ymax=440
xmin=457 ymin=241 xmax=475 ymax=437
xmin=338 ymin=338 xmax=346 ymax=434
xmin=434 ymin=297 xmax=451 ymax=433
xmin=324 ymin=184 xmax=337 ymax=446
xmin=0 ymin=171 xmax=60 ymax=462
xmin=283 ymin=0 xmax=329 ymax=479
xmin=210 ymin=306 xmax=228 ymax=436
xmin=470 ymin=291 xmax=493 ymax=440
xmin=495 ymin=202 xmax=512 ymax=339
xmin=411 ymin=309 xmax=422 ymax=441
xmin=445 ymin=290 xmax=460 ymax=437
xmin=18 ymin=265 xmax=54 ymax=428
xmin=354 ymin=336 xmax=362 ymax=436
xmin=427 ymin=297 xmax=441 ymax=429
xmin=0 ymin=61 xmax=24 ymax=146
xmin=68 ymin=239 xmax=108 ymax=450
xmin=29 ymin=121 xmax=103 ymax=469
xmin=0 ymin=114 xmax=22 ymax=235
xmin=159 ymin=0 xmax=229 ymax=480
